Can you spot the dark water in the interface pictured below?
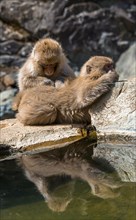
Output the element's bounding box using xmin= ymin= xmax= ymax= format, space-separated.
xmin=0 ymin=142 xmax=136 ymax=220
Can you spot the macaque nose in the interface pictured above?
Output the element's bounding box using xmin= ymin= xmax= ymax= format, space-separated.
xmin=46 ymin=65 xmax=55 ymax=76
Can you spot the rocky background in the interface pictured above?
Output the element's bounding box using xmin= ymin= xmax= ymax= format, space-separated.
xmin=0 ymin=0 xmax=136 ymax=119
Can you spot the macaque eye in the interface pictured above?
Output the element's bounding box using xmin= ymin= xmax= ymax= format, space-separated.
xmin=48 ymin=63 xmax=57 ymax=67
xmin=86 ymin=65 xmax=92 ymax=74
xmin=40 ymin=63 xmax=46 ymax=69
xmin=104 ymin=64 xmax=113 ymax=72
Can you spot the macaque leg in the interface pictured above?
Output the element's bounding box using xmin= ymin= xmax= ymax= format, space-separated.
xmin=17 ymin=105 xmax=57 ymax=125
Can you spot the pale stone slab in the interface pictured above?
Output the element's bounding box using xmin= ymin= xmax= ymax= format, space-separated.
xmin=0 ymin=119 xmax=87 ymax=152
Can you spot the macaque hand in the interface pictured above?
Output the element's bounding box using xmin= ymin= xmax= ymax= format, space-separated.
xmin=44 ymin=78 xmax=55 ymax=87
xmin=55 ymin=80 xmax=65 ymax=88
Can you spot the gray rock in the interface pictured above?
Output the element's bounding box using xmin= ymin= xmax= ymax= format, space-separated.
xmin=116 ymin=43 xmax=136 ymax=79
xmin=0 ymin=21 xmax=29 ymax=41
xmin=0 ymin=0 xmax=49 ymax=35
xmin=0 ymin=89 xmax=17 ymax=119
xmin=11 ymin=58 xmax=26 ymax=67
xmin=19 ymin=43 xmax=33 ymax=57
xmin=0 ymin=55 xmax=19 ymax=66
xmin=93 ymin=143 xmax=136 ymax=182
xmin=91 ymin=79 xmax=136 ymax=132
xmin=0 ymin=40 xmax=23 ymax=55
xmin=0 ymin=55 xmax=26 ymax=67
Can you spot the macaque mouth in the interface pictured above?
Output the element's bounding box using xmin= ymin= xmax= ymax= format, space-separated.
xmin=40 ymin=63 xmax=58 ymax=76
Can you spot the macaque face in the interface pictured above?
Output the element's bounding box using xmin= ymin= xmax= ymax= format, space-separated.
xmin=86 ymin=56 xmax=115 ymax=75
xmin=33 ymin=38 xmax=62 ymax=76
xmin=38 ymin=62 xmax=59 ymax=76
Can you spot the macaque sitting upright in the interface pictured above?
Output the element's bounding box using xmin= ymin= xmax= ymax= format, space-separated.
xmin=18 ymin=38 xmax=75 ymax=91
xmin=13 ymin=56 xmax=118 ymax=125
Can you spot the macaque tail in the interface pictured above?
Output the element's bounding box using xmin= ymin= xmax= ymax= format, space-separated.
xmin=12 ymin=92 xmax=23 ymax=111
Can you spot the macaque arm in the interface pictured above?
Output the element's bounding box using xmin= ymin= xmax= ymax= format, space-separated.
xmin=79 ymin=71 xmax=118 ymax=108
xmin=54 ymin=75 xmax=69 ymax=88
xmin=21 ymin=76 xmax=54 ymax=90
xmin=54 ymin=65 xmax=75 ymax=88
xmin=12 ymin=92 xmax=23 ymax=111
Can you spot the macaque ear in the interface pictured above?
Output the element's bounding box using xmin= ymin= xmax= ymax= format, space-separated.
xmin=86 ymin=65 xmax=92 ymax=74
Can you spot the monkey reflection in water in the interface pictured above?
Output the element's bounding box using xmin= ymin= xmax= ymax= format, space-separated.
xmin=18 ymin=140 xmax=122 ymax=212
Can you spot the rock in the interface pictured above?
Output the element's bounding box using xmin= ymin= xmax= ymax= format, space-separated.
xmin=93 ymin=143 xmax=136 ymax=182
xmin=116 ymin=43 xmax=136 ymax=79
xmin=0 ymin=89 xmax=17 ymax=119
xmin=0 ymin=0 xmax=49 ymax=35
xmin=0 ymin=40 xmax=23 ymax=55
xmin=0 ymin=119 xmax=95 ymax=152
xmin=0 ymin=81 xmax=5 ymax=92
xmin=111 ymin=6 xmax=136 ymax=34
xmin=98 ymin=32 xmax=119 ymax=58
xmin=0 ymin=71 xmax=6 ymax=77
xmin=0 ymin=20 xmax=29 ymax=42
xmin=11 ymin=58 xmax=26 ymax=67
xmin=91 ymin=79 xmax=136 ymax=133
xmin=0 ymin=55 xmax=19 ymax=66
xmin=3 ymin=73 xmax=17 ymax=87
xmin=0 ymin=55 xmax=25 ymax=67
xmin=19 ymin=43 xmax=33 ymax=57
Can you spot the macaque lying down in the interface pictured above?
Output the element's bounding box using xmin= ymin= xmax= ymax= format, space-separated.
xmin=13 ymin=56 xmax=118 ymax=125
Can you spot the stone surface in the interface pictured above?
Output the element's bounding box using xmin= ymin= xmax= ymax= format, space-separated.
xmin=93 ymin=143 xmax=136 ymax=182
xmin=0 ymin=40 xmax=23 ymax=55
xmin=0 ymin=119 xmax=93 ymax=151
xmin=0 ymin=89 xmax=17 ymax=119
xmin=116 ymin=43 xmax=136 ymax=79
xmin=90 ymin=79 xmax=136 ymax=132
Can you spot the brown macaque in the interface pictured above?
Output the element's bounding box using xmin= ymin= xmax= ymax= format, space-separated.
xmin=13 ymin=56 xmax=118 ymax=125
xmin=18 ymin=38 xmax=75 ymax=91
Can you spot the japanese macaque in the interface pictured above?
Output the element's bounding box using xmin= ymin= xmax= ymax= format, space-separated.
xmin=18 ymin=38 xmax=75 ymax=91
xmin=18 ymin=142 xmax=122 ymax=212
xmin=13 ymin=56 xmax=118 ymax=125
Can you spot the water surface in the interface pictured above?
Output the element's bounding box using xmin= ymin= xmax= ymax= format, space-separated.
xmin=0 ymin=142 xmax=136 ymax=220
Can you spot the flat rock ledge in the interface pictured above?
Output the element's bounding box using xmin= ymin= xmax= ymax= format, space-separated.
xmin=0 ymin=120 xmax=90 ymax=152
xmin=0 ymin=79 xmax=135 ymax=154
